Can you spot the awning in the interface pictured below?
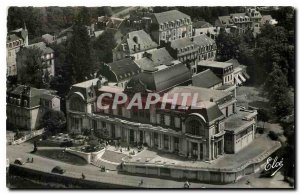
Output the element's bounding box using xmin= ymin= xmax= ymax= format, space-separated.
xmin=238 ymin=73 xmax=246 ymax=82
xmin=242 ymin=72 xmax=250 ymax=79
xmin=235 ymin=75 xmax=242 ymax=85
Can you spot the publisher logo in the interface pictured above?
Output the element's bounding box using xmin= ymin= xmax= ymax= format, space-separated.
xmin=264 ymin=156 xmax=284 ymax=176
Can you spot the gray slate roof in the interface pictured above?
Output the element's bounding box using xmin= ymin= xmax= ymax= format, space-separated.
xmin=127 ymin=62 xmax=191 ymax=93
xmin=135 ymin=48 xmax=175 ymax=70
xmin=107 ymin=58 xmax=141 ymax=82
xmin=192 ymin=34 xmax=215 ymax=46
xmin=193 ymin=21 xmax=213 ymax=28
xmin=153 ymin=10 xmax=190 ymax=24
xmin=27 ymin=42 xmax=54 ymax=54
xmin=192 ymin=69 xmax=222 ymax=88
xmin=126 ymin=30 xmax=158 ymax=54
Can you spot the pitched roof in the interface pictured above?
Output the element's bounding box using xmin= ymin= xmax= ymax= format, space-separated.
xmin=73 ymin=78 xmax=99 ymax=88
xmin=217 ymin=16 xmax=233 ymax=26
xmin=192 ymin=34 xmax=215 ymax=46
xmin=127 ymin=62 xmax=191 ymax=93
xmin=193 ymin=21 xmax=213 ymax=28
xmin=7 ymin=34 xmax=23 ymax=43
xmin=225 ymin=58 xmax=241 ymax=68
xmin=192 ymin=69 xmax=222 ymax=88
xmin=106 ymin=58 xmax=141 ymax=82
xmin=27 ymin=42 xmax=54 ymax=54
xmin=152 ymin=10 xmax=190 ymax=24
xmin=134 ymin=48 xmax=175 ymax=70
xmin=170 ymin=37 xmax=197 ymax=49
xmin=118 ymin=30 xmax=158 ymax=54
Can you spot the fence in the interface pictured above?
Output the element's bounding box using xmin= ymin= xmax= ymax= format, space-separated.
xmin=11 ymin=128 xmax=45 ymax=145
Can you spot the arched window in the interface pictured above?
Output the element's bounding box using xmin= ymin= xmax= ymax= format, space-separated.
xmin=186 ymin=118 xmax=205 ymax=136
xmin=70 ymin=96 xmax=85 ymax=112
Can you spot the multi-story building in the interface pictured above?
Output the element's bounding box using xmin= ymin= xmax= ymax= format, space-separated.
xmin=113 ymin=30 xmax=158 ymax=61
xmin=101 ymin=58 xmax=141 ymax=88
xmin=215 ymin=7 xmax=276 ymax=35
xmin=6 ymin=27 xmax=28 ymax=77
xmin=7 ymin=85 xmax=60 ymax=131
xmin=161 ymin=34 xmax=217 ymax=75
xmin=192 ymin=20 xmax=220 ymax=40
xmin=197 ymin=60 xmax=235 ymax=85
xmin=150 ymin=10 xmax=193 ymax=45
xmin=25 ymin=42 xmax=55 ymax=77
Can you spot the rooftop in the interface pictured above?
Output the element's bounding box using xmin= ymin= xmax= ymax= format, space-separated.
xmin=167 ymin=86 xmax=231 ymax=104
xmin=73 ymin=78 xmax=99 ymax=88
xmin=192 ymin=69 xmax=222 ymax=88
xmin=106 ymin=58 xmax=141 ymax=82
xmin=125 ymin=30 xmax=158 ymax=54
xmin=192 ymin=20 xmax=213 ymax=28
xmin=170 ymin=37 xmax=197 ymax=49
xmin=225 ymin=107 xmax=257 ymax=134
xmin=198 ymin=60 xmax=233 ymax=69
xmin=153 ymin=10 xmax=190 ymax=24
xmin=98 ymin=85 xmax=124 ymax=94
xmin=192 ymin=34 xmax=215 ymax=46
xmin=27 ymin=42 xmax=54 ymax=54
xmin=135 ymin=48 xmax=175 ymax=70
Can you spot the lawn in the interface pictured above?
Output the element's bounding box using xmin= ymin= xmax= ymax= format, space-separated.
xmin=34 ymin=149 xmax=88 ymax=166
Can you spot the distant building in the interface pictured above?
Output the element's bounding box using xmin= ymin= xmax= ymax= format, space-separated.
xmin=113 ymin=30 xmax=158 ymax=61
xmin=192 ymin=20 xmax=220 ymax=40
xmin=6 ymin=27 xmax=28 ymax=77
xmin=192 ymin=69 xmax=222 ymax=89
xmin=101 ymin=58 xmax=141 ymax=88
xmin=6 ymin=85 xmax=60 ymax=131
xmin=42 ymin=34 xmax=55 ymax=44
xmin=215 ymin=7 xmax=276 ymax=35
xmin=197 ymin=61 xmax=235 ymax=85
xmin=150 ymin=10 xmax=193 ymax=45
xmin=225 ymin=59 xmax=250 ymax=86
xmin=25 ymin=42 xmax=55 ymax=77
xmin=134 ymin=47 xmax=175 ymax=71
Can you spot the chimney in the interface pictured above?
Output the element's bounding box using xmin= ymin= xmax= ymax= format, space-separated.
xmin=138 ymin=44 xmax=141 ymax=50
xmin=210 ymin=97 xmax=214 ymax=102
xmin=133 ymin=45 xmax=136 ymax=51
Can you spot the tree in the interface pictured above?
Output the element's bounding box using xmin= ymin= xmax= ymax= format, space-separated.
xmin=216 ymin=30 xmax=241 ymax=61
xmin=92 ymin=30 xmax=116 ymax=64
xmin=67 ymin=16 xmax=94 ymax=83
xmin=42 ymin=110 xmax=66 ymax=135
xmin=257 ymin=109 xmax=270 ymax=129
xmin=264 ymin=63 xmax=292 ymax=118
xmin=17 ymin=47 xmax=49 ymax=89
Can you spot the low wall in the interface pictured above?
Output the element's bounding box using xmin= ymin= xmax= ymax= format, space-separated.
xmin=8 ymin=164 xmax=133 ymax=189
xmin=11 ymin=129 xmax=45 ymax=145
xmin=65 ymin=148 xmax=104 ymax=163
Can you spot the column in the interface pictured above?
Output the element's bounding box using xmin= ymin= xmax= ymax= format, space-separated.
xmin=197 ymin=143 xmax=201 ymax=160
xmin=170 ymin=136 xmax=174 ymax=152
xmin=127 ymin=129 xmax=130 ymax=143
xmin=168 ymin=135 xmax=172 ymax=152
xmin=211 ymin=140 xmax=214 ymax=160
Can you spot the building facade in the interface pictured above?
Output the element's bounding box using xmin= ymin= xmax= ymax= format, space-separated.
xmin=6 ymin=27 xmax=28 ymax=77
xmin=7 ymin=85 xmax=60 ymax=131
xmin=150 ymin=10 xmax=193 ymax=45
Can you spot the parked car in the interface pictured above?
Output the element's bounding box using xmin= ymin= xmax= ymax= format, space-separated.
xmin=14 ymin=158 xmax=25 ymax=165
xmin=51 ymin=166 xmax=65 ymax=174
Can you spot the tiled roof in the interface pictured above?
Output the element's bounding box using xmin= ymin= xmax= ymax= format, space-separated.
xmin=192 ymin=34 xmax=215 ymax=46
xmin=127 ymin=62 xmax=191 ymax=93
xmin=124 ymin=30 xmax=158 ymax=54
xmin=217 ymin=16 xmax=233 ymax=26
xmin=135 ymin=48 xmax=175 ymax=70
xmin=107 ymin=58 xmax=141 ymax=82
xmin=192 ymin=69 xmax=222 ymax=88
xmin=225 ymin=58 xmax=241 ymax=68
xmin=193 ymin=21 xmax=213 ymax=28
xmin=27 ymin=42 xmax=54 ymax=54
xmin=170 ymin=37 xmax=197 ymax=49
xmin=153 ymin=10 xmax=190 ymax=24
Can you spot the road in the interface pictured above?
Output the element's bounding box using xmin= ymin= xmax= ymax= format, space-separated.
xmin=6 ymin=142 xmax=291 ymax=188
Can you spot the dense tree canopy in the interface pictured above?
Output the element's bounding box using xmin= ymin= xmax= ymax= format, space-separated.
xmin=16 ymin=47 xmax=49 ymax=89
xmin=42 ymin=110 xmax=66 ymax=134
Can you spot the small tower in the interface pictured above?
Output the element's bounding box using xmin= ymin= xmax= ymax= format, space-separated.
xmin=21 ymin=22 xmax=29 ymax=46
